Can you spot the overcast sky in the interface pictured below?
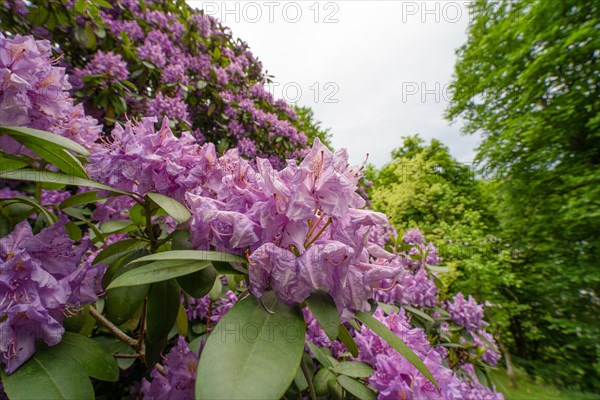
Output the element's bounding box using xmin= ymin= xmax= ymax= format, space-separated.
xmin=187 ymin=1 xmax=481 ymax=167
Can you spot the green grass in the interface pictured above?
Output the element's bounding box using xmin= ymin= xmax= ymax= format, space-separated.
xmin=490 ymin=368 xmax=600 ymax=400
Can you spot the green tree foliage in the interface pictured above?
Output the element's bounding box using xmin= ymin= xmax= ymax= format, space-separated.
xmin=293 ymin=105 xmax=333 ymax=150
xmin=446 ymin=0 xmax=599 ymax=390
xmin=366 ymin=136 xmax=518 ymax=337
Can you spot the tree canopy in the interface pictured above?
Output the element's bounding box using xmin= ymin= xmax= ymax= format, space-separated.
xmin=446 ymin=0 xmax=599 ymax=390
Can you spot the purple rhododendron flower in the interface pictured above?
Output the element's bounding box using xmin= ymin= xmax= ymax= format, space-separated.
xmin=0 ymin=219 xmax=103 ymax=373
xmin=447 ymin=293 xmax=485 ymax=331
xmin=354 ymin=308 xmax=504 ymax=400
xmin=0 ymin=34 xmax=102 ymax=153
xmin=141 ymin=336 xmax=198 ymax=400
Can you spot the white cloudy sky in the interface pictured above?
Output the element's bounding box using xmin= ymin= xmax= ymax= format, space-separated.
xmin=187 ymin=1 xmax=481 ymax=167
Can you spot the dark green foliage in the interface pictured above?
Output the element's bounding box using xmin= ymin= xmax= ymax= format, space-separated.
xmin=446 ymin=0 xmax=600 ymax=390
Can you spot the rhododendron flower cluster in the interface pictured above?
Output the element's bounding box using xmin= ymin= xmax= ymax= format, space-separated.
xmin=355 ymin=308 xmax=503 ymax=400
xmin=374 ymin=228 xmax=440 ymax=307
xmin=88 ymin=116 xmax=204 ymax=203
xmin=88 ymin=116 xmax=400 ymax=318
xmin=0 ymin=220 xmax=102 ymax=373
xmin=2 ymin=0 xmax=316 ymax=163
xmin=141 ymin=336 xmax=198 ymax=400
xmin=184 ymin=289 xmax=238 ymax=326
xmin=447 ymin=293 xmax=485 ymax=331
xmin=0 ymin=34 xmax=102 ymax=152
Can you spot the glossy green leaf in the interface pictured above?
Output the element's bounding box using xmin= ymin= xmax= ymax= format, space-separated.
xmin=404 ymin=305 xmax=435 ymax=324
xmin=306 ymin=341 xmax=334 ymax=368
xmin=59 ymin=191 xmax=102 ymax=209
xmin=0 ymin=344 xmax=94 ymax=400
xmin=426 ymin=265 xmax=449 ymax=273
xmin=128 ymin=203 xmax=145 ymax=225
xmin=125 ymin=250 xmax=247 ymax=266
xmin=337 ymin=375 xmax=377 ymax=400
xmin=338 ymin=323 xmax=359 ymax=357
xmin=54 ymin=332 xmax=119 ymax=381
xmin=176 ymin=302 xmax=189 ymax=336
xmin=0 ymin=152 xmax=28 ymax=171
xmin=23 ymin=141 xmax=88 ymax=178
xmin=0 ymin=126 xmax=90 ymax=156
xmin=196 ymin=293 xmax=306 ymax=399
xmin=314 ymin=368 xmax=337 ymax=396
xmin=211 ymin=260 xmax=248 ymax=275
xmin=332 ymin=361 xmax=373 ymax=378
xmin=0 ymin=169 xmax=132 ymax=196
xmin=177 ymin=264 xmax=218 ymax=298
xmin=147 ymin=280 xmax=180 ymax=344
xmin=355 ymin=311 xmax=438 ymax=390
xmin=108 ymin=259 xmax=211 ymax=289
xmin=105 ymin=250 xmax=151 ymax=325
xmin=305 ymin=290 xmax=339 ymax=341
xmin=146 ymin=192 xmax=191 ymax=223
xmin=1 ymin=196 xmax=57 ymax=224
xmin=92 ymin=238 xmax=144 ymax=265
xmin=94 ymin=336 xmax=137 ymax=370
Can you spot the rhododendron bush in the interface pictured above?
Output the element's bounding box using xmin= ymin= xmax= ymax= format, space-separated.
xmin=0 ymin=5 xmax=504 ymax=400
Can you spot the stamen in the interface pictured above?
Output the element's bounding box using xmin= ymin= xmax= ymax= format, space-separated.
xmin=377 ymin=280 xmax=398 ymax=291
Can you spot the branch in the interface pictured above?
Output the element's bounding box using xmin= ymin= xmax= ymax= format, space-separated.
xmin=89 ymin=305 xmax=139 ymax=348
xmin=300 ymin=356 xmax=317 ymax=400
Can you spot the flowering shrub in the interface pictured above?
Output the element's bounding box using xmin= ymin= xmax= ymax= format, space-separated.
xmin=0 ymin=0 xmax=331 ymax=164
xmin=0 ymin=25 xmax=504 ymax=400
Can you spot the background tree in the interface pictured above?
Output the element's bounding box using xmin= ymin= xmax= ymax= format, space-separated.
xmin=365 ymin=136 xmax=519 ymax=347
xmin=446 ymin=0 xmax=599 ymax=390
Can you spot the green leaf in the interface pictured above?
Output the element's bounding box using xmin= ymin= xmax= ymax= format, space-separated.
xmin=355 ymin=311 xmax=438 ymax=390
xmin=125 ymin=250 xmax=247 ymax=266
xmin=305 ymin=290 xmax=339 ymax=341
xmin=314 ymin=368 xmax=337 ymax=396
xmin=128 ymin=203 xmax=145 ymax=225
xmin=24 ymin=142 xmax=88 ymax=178
xmin=105 ymin=250 xmax=151 ymax=325
xmin=55 ymin=332 xmax=119 ymax=381
xmin=92 ymin=238 xmax=145 ymax=265
xmin=100 ymin=219 xmax=137 ymax=234
xmin=331 ymin=361 xmax=373 ymax=378
xmin=211 ymin=260 xmax=248 ymax=275
xmin=426 ymin=265 xmax=449 ymax=273
xmin=0 ymin=169 xmax=132 ymax=196
xmin=176 ymin=302 xmax=189 ymax=336
xmin=147 ymin=280 xmax=180 ymax=344
xmin=306 ymin=341 xmax=334 ymax=368
xmin=337 ymin=375 xmax=377 ymax=400
xmin=403 ymin=305 xmax=435 ymax=324
xmin=0 ymin=152 xmax=29 ymax=171
xmin=94 ymin=336 xmax=136 ymax=370
xmin=337 ymin=324 xmax=359 ymax=357
xmin=208 ymin=275 xmax=223 ymax=301
xmin=94 ymin=0 xmax=113 ymax=8
xmin=1 ymin=196 xmax=57 ymax=224
xmin=0 ymin=344 xmax=94 ymax=400
xmin=59 ymin=191 xmax=102 ymax=209
xmin=146 ymin=193 xmax=191 ymax=224
xmin=177 ymin=264 xmax=218 ymax=298
xmin=196 ymin=292 xmax=306 ymax=399
xmin=65 ymin=221 xmax=82 ymax=241
xmin=107 ymin=259 xmax=211 ymax=289
xmin=0 ymin=126 xmax=90 ymax=156
xmin=294 ymin=363 xmax=308 ymax=391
